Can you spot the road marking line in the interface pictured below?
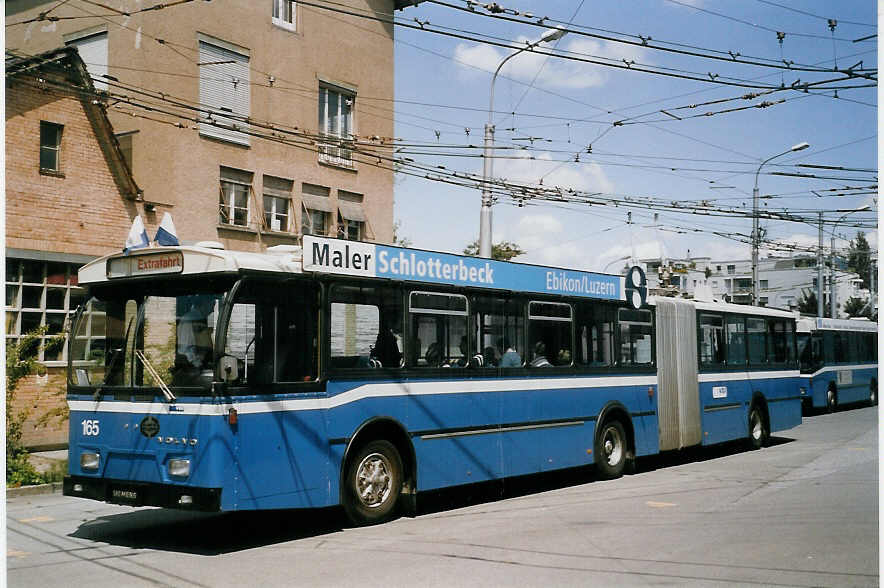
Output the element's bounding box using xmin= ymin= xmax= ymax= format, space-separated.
xmin=646 ymin=501 xmax=677 ymax=508
xmin=18 ymin=516 xmax=54 ymax=523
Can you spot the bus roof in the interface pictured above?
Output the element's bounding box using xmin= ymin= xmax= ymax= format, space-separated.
xmin=78 ymin=244 xmax=306 ymax=284
xmin=647 ymin=296 xmax=797 ymax=319
xmin=79 ymin=236 xmax=642 ymax=305
xmin=795 ymin=316 xmax=878 ymax=333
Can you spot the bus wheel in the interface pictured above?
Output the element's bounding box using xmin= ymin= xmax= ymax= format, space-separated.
xmin=826 ymin=386 xmax=837 ymax=413
xmin=747 ymin=405 xmax=768 ymax=450
xmin=342 ymin=440 xmax=403 ymax=526
xmin=870 ymin=380 xmax=878 ymax=406
xmin=595 ymin=420 xmax=627 ymax=479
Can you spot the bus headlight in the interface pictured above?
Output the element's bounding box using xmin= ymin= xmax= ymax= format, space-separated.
xmin=168 ymin=458 xmax=191 ymax=478
xmin=80 ymin=452 xmax=100 ymax=471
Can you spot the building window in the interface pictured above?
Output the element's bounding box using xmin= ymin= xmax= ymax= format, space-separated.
xmin=65 ymin=29 xmax=108 ymax=90
xmin=199 ymin=36 xmax=250 ymax=146
xmin=262 ymin=176 xmax=293 ymax=232
xmin=759 ymin=297 xmax=769 ymax=306
xmin=40 ymin=122 xmax=63 ymax=173
xmin=272 ymin=0 xmax=296 ymax=30
xmin=337 ymin=191 xmax=367 ymax=241
xmin=219 ymin=167 xmax=253 ymax=227
xmin=6 ymin=258 xmax=85 ymax=363
xmin=760 ymin=279 xmax=769 ymax=289
xmin=318 ymin=83 xmax=355 ymax=167
xmin=727 ymin=264 xmax=736 ymax=275
xmin=301 ymin=183 xmax=332 ymax=236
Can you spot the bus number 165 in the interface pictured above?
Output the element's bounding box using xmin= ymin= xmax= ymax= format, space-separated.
xmin=81 ymin=420 xmax=100 ymax=436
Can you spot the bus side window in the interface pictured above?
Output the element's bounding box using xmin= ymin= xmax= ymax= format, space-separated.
xmin=699 ymin=314 xmax=724 ymax=367
xmin=329 ymin=283 xmax=403 ymax=370
xmin=575 ymin=302 xmax=614 ymax=367
xmin=617 ymin=308 xmax=653 ymax=367
xmin=408 ymin=291 xmax=468 ymax=368
xmin=471 ymin=296 xmax=522 ymax=368
xmin=746 ymin=317 xmax=767 ymax=365
xmin=528 ymin=301 xmax=572 ymax=367
xmin=726 ymin=316 xmax=746 ymax=366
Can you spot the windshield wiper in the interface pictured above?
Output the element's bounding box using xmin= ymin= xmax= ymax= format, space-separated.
xmin=134 ymin=349 xmax=176 ymax=402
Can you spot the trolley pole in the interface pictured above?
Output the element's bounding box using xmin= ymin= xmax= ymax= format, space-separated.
xmin=817 ymin=212 xmax=824 ymax=318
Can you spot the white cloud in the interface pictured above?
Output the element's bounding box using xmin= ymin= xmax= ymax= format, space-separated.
xmin=452 ymin=36 xmax=652 ymax=90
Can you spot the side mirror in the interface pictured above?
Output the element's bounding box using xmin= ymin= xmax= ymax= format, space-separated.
xmin=218 ymin=355 xmax=238 ymax=383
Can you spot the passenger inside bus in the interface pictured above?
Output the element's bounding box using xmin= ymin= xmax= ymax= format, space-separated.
xmin=499 ymin=341 xmax=522 ymax=367
xmin=529 ymin=341 xmax=551 ymax=367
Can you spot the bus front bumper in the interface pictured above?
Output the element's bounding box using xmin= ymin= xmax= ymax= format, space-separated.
xmin=63 ymin=475 xmax=222 ymax=511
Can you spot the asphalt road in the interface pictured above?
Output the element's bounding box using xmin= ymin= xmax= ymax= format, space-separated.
xmin=7 ymin=406 xmax=879 ymax=587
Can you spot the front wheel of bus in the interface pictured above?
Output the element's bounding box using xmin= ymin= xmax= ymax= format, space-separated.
xmin=343 ymin=440 xmax=403 ymax=526
xmin=595 ymin=420 xmax=627 ymax=479
xmin=870 ymin=380 xmax=877 ymax=407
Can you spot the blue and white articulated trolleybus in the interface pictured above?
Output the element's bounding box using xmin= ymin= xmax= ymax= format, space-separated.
xmin=64 ymin=236 xmax=802 ymax=525
xmin=796 ymin=317 xmax=878 ymax=412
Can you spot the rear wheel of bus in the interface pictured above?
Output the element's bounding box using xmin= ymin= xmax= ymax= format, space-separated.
xmin=595 ymin=420 xmax=628 ymax=479
xmin=342 ymin=440 xmax=403 ymax=526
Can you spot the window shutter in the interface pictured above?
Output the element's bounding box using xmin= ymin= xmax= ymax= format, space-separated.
xmin=199 ymin=41 xmax=250 ymax=146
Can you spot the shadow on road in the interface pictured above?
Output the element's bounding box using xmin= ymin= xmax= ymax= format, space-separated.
xmin=68 ymin=435 xmax=794 ymax=554
xmin=69 ymin=506 xmax=347 ymax=555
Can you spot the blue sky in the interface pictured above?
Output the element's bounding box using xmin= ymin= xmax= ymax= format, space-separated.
xmin=390 ymin=0 xmax=877 ymax=271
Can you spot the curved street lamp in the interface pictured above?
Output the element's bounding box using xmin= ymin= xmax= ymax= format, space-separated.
xmin=752 ymin=141 xmax=809 ymax=305
xmin=479 ymin=28 xmax=567 ymax=258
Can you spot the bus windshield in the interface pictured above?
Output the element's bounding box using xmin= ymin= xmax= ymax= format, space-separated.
xmin=68 ymin=281 xmax=232 ymax=394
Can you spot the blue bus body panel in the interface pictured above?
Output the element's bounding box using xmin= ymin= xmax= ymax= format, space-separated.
xmin=68 ymin=398 xmax=233 ymax=498
xmin=324 ymin=374 xmax=658 ymax=493
xmin=698 ymin=373 xmax=802 ymax=445
xmin=802 ymin=365 xmax=876 ymax=408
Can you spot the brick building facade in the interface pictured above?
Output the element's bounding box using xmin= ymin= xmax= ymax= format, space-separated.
xmin=6 ymin=47 xmax=142 ymax=447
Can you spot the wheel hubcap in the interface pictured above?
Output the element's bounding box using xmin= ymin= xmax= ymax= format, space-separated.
xmin=827 ymin=390 xmax=835 ymax=408
xmin=355 ymin=452 xmax=393 ymax=508
xmin=603 ymin=428 xmax=623 ymax=466
xmin=751 ymin=412 xmax=762 ymax=440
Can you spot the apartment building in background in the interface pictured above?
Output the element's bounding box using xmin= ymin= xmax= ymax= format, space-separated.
xmin=7 ymin=0 xmax=416 ymax=249
xmin=6 ymin=1 xmax=418 ymax=447
xmin=641 ymin=255 xmax=869 ymax=317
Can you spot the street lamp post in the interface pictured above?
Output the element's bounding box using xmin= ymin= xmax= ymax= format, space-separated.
xmin=752 ymin=141 xmax=809 ymax=305
xmin=479 ymin=27 xmax=567 ymax=258
xmin=603 ymin=255 xmax=631 ymax=273
xmin=829 ymin=206 xmax=871 ymax=318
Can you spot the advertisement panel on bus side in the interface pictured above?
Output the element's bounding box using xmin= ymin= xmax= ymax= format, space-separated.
xmin=302 ymin=236 xmax=626 ymax=302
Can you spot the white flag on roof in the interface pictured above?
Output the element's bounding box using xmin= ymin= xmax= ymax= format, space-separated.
xmin=124 ymin=215 xmax=150 ymax=253
xmin=154 ymin=212 xmax=180 ymax=246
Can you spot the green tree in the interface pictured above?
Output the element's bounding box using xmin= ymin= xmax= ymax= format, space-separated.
xmin=797 ymin=289 xmax=836 ymax=318
xmin=843 ymin=296 xmax=874 ymax=319
xmin=392 ymin=220 xmax=412 ymax=248
xmin=7 ymin=327 xmax=63 ymax=486
xmin=463 ymin=239 xmax=525 ymax=261
xmin=847 ymin=231 xmax=872 ymax=289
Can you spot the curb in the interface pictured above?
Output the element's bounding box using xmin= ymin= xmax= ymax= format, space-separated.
xmin=7 ymin=482 xmax=64 ymax=498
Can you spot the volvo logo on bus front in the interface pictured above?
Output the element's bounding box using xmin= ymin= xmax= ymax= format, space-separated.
xmin=140 ymin=416 xmax=160 ymax=438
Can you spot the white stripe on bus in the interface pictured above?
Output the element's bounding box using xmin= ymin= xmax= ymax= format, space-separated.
xmin=799 ymin=364 xmax=877 ymax=379
xmin=69 ymin=375 xmax=658 ymax=416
